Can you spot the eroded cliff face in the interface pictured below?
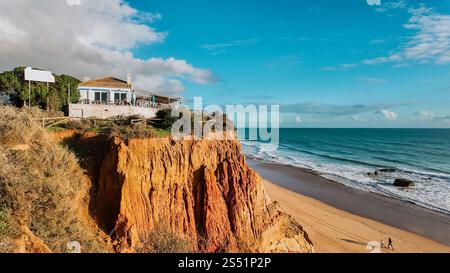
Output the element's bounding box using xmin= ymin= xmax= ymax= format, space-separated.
xmin=95 ymin=137 xmax=313 ymax=253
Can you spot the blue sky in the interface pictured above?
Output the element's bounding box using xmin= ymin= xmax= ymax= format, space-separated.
xmin=124 ymin=0 xmax=450 ymax=128
xmin=1 ymin=0 xmax=449 ymax=128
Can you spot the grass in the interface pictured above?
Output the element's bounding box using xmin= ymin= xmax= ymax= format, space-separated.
xmin=0 ymin=106 xmax=109 ymax=253
xmin=135 ymin=224 xmax=193 ymax=253
xmin=0 ymin=207 xmax=16 ymax=238
xmin=0 ymin=207 xmax=18 ymax=253
xmin=153 ymin=128 xmax=172 ymax=138
xmin=105 ymin=123 xmax=172 ymax=140
xmin=0 ymin=106 xmax=234 ymax=253
xmin=46 ymin=126 xmax=69 ymax=132
xmin=61 ymin=137 xmax=89 ymax=159
xmin=45 ymin=117 xmax=173 ymax=140
xmin=45 ymin=109 xmax=234 ymax=141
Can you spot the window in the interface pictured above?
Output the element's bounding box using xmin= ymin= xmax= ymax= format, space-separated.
xmin=114 ymin=93 xmax=127 ymax=102
xmin=95 ymin=92 xmax=108 ymax=102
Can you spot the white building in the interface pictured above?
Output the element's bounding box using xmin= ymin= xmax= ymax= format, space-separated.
xmin=69 ymin=75 xmax=180 ymax=119
xmin=77 ymin=76 xmax=133 ymax=105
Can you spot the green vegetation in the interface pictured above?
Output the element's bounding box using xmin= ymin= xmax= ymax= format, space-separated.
xmin=153 ymin=128 xmax=172 ymax=138
xmin=0 ymin=106 xmax=238 ymax=253
xmin=156 ymin=108 xmax=236 ymax=135
xmin=44 ymin=117 xmax=173 ymax=140
xmin=156 ymin=109 xmax=180 ymax=130
xmin=135 ymin=224 xmax=193 ymax=253
xmin=106 ymin=123 xmax=172 ymax=140
xmin=0 ymin=106 xmax=108 ymax=253
xmin=0 ymin=207 xmax=18 ymax=253
xmin=0 ymin=67 xmax=80 ymax=112
xmin=60 ymin=136 xmax=90 ymax=160
xmin=46 ymin=126 xmax=69 ymax=132
xmin=0 ymin=207 xmax=17 ymax=238
xmin=64 ymin=119 xmax=103 ymax=131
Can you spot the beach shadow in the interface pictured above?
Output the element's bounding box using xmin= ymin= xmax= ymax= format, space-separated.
xmin=340 ymin=238 xmax=367 ymax=246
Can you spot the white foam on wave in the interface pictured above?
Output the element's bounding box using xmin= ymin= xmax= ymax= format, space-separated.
xmin=242 ymin=141 xmax=450 ymax=215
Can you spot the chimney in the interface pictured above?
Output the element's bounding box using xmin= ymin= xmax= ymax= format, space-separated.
xmin=127 ymin=73 xmax=132 ymax=85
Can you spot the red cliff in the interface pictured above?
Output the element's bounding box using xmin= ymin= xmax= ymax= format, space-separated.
xmin=95 ymin=138 xmax=313 ymax=253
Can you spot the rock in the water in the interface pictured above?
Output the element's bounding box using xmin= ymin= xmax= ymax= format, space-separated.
xmin=380 ymin=168 xmax=396 ymax=173
xmin=394 ymin=179 xmax=415 ymax=187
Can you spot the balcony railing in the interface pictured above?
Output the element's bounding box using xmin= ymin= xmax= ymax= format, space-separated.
xmin=76 ymin=99 xmax=173 ymax=110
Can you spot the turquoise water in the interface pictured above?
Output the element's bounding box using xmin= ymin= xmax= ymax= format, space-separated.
xmin=241 ymin=129 xmax=450 ymax=214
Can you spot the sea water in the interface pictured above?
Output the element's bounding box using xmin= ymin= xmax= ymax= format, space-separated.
xmin=241 ymin=128 xmax=450 ymax=214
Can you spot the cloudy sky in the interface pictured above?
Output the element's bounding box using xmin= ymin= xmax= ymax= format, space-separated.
xmin=0 ymin=0 xmax=449 ymax=127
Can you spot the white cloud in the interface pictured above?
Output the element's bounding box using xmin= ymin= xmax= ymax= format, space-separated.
xmin=375 ymin=0 xmax=407 ymax=13
xmin=403 ymin=7 xmax=450 ymax=64
xmin=363 ymin=54 xmax=402 ymax=65
xmin=379 ymin=110 xmax=398 ymax=120
xmin=199 ymin=39 xmax=259 ymax=51
xmin=0 ymin=0 xmax=214 ymax=95
xmin=327 ymin=55 xmax=400 ymax=70
xmin=418 ymin=110 xmax=435 ymax=121
xmin=365 ymin=5 xmax=450 ymax=66
xmin=265 ymin=54 xmax=302 ymax=67
xmin=281 ymin=36 xmax=311 ymax=42
xmin=359 ymin=77 xmax=387 ymax=84
xmin=352 ymin=115 xmax=365 ymax=121
xmin=435 ymin=115 xmax=450 ymax=122
xmin=321 ymin=63 xmax=357 ymax=71
xmin=369 ymin=38 xmax=387 ymax=45
xmin=367 ymin=0 xmax=381 ymax=7
xmin=295 ymin=115 xmax=303 ymax=123
xmin=66 ymin=0 xmax=82 ymax=6
xmin=0 ymin=17 xmax=29 ymax=43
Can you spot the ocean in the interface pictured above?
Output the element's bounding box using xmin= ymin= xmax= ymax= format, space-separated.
xmin=240 ymin=128 xmax=450 ymax=215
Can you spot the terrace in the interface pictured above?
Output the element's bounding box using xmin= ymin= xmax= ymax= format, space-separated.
xmin=69 ymin=76 xmax=181 ymax=119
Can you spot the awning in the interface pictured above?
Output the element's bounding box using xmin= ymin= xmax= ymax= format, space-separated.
xmin=134 ymin=89 xmax=181 ymax=104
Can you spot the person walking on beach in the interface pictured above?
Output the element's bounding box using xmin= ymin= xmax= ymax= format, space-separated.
xmin=380 ymin=240 xmax=385 ymax=249
xmin=388 ymin=237 xmax=394 ymax=250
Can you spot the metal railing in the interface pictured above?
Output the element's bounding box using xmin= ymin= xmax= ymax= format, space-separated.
xmin=76 ymin=99 xmax=173 ymax=110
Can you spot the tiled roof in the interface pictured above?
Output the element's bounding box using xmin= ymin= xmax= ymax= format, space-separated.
xmin=78 ymin=77 xmax=131 ymax=89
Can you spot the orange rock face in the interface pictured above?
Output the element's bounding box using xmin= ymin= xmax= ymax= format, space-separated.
xmin=95 ymin=138 xmax=313 ymax=253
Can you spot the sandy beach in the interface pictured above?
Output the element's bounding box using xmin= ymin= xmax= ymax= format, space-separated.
xmin=249 ymin=160 xmax=450 ymax=253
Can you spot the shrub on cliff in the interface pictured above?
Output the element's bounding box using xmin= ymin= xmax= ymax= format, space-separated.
xmin=156 ymin=109 xmax=180 ymax=130
xmin=107 ymin=123 xmax=158 ymax=140
xmin=0 ymin=206 xmax=19 ymax=253
xmin=64 ymin=119 xmax=98 ymax=131
xmin=0 ymin=106 xmax=109 ymax=253
xmin=156 ymin=109 xmax=236 ymax=134
xmin=135 ymin=224 xmax=193 ymax=253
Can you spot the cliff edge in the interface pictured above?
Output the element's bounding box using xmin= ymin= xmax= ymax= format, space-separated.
xmin=95 ymin=137 xmax=313 ymax=253
xmin=0 ymin=105 xmax=313 ymax=253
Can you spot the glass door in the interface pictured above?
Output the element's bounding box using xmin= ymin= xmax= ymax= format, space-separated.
xmin=101 ymin=93 xmax=107 ymax=102
xmin=95 ymin=92 xmax=108 ymax=103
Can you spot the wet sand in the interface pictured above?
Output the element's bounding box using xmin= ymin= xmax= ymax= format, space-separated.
xmin=248 ymin=159 xmax=450 ymax=252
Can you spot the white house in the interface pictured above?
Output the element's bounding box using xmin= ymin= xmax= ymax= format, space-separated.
xmin=69 ymin=75 xmax=180 ymax=119
xmin=77 ymin=76 xmax=133 ymax=105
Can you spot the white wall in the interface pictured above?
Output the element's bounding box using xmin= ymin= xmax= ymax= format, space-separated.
xmin=69 ymin=103 xmax=158 ymax=119
xmin=78 ymin=87 xmax=131 ymax=103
